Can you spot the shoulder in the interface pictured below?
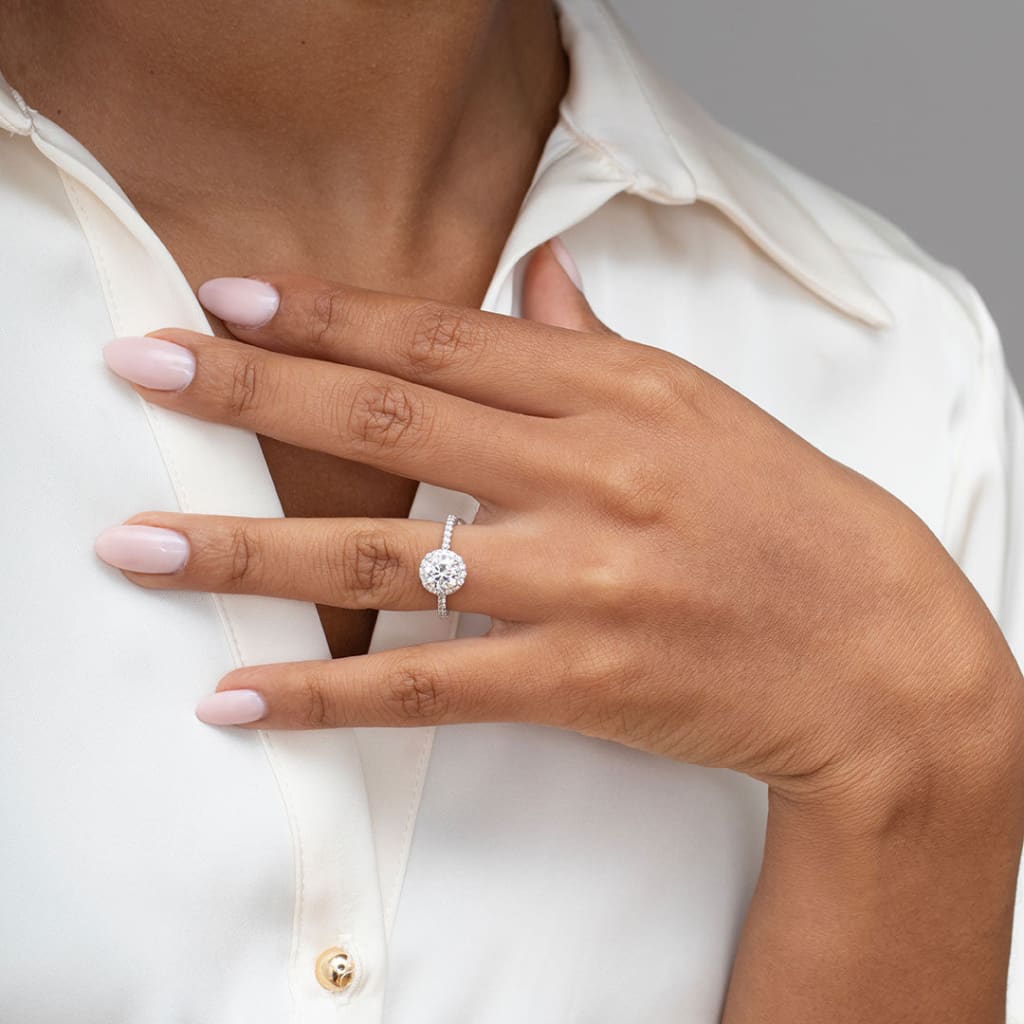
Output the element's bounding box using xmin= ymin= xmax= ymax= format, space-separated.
xmin=559 ymin=0 xmax=996 ymax=356
xmin=734 ymin=132 xmax=998 ymax=357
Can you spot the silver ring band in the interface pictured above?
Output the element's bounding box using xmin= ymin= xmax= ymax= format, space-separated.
xmin=418 ymin=514 xmax=468 ymax=618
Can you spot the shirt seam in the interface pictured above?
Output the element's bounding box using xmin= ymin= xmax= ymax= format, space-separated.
xmin=936 ymin=289 xmax=1003 ymax=553
xmin=556 ymin=110 xmax=642 ymax=190
xmin=589 ymin=0 xmax=699 ymax=200
xmin=383 ymin=728 xmax=436 ymax=937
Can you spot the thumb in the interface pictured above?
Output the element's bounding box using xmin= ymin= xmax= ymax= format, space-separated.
xmin=521 ymin=238 xmax=616 ymax=334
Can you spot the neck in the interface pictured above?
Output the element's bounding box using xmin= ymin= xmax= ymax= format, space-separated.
xmin=0 ymin=0 xmax=567 ymax=299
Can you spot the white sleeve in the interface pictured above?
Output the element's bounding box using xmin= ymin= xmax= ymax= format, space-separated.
xmin=936 ymin=277 xmax=1024 ymax=1022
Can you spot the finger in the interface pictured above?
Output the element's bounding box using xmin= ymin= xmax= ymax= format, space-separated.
xmin=523 ymin=241 xmax=711 ymax=416
xmin=95 ymin=513 xmax=545 ymax=621
xmin=196 ymin=631 xmax=564 ymax=730
xmin=102 ymin=332 xmax=546 ymax=503
xmin=192 ymin=246 xmax=623 ymax=416
xmin=520 ymin=238 xmax=616 ymax=334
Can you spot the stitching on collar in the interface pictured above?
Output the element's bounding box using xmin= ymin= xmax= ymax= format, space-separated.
xmin=588 ymin=0 xmax=698 ymax=200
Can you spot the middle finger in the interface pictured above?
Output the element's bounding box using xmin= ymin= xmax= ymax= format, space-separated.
xmin=103 ymin=332 xmax=548 ymax=504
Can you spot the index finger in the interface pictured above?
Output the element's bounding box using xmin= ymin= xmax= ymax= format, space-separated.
xmin=195 ymin=266 xmax=620 ymax=416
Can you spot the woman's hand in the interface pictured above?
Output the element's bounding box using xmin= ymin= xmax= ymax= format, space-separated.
xmin=96 ymin=241 xmax=1023 ymax=807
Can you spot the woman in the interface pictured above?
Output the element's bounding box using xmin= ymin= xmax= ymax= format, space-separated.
xmin=1 ymin=1 xmax=1022 ymax=1021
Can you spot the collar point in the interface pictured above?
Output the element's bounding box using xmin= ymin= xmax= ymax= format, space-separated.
xmin=0 ymin=74 xmax=32 ymax=136
xmin=828 ymin=279 xmax=897 ymax=332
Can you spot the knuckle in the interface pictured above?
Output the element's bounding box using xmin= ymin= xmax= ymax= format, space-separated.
xmin=227 ymin=354 xmax=264 ymax=417
xmin=346 ymin=378 xmax=430 ymax=451
xmin=577 ymin=549 xmax=637 ymax=614
xmin=403 ymin=302 xmax=488 ymax=375
xmin=338 ymin=527 xmax=405 ymax=603
xmin=611 ymin=341 xmax=712 ymax=418
xmin=623 ymin=359 xmax=692 ymax=414
xmin=383 ymin=661 xmax=450 ymax=722
xmin=301 ymin=670 xmax=340 ymax=728
xmin=610 ymin=461 xmax=672 ymax=522
xmin=583 ymin=453 xmax=671 ymax=526
xmin=225 ymin=523 xmax=262 ymax=588
xmin=309 ymin=287 xmax=358 ymax=349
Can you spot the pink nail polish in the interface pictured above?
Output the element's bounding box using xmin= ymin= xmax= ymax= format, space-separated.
xmin=94 ymin=524 xmax=190 ymax=573
xmin=197 ymin=277 xmax=280 ymax=328
xmin=548 ymin=237 xmax=583 ymax=290
xmin=195 ymin=689 xmax=268 ymax=726
xmin=103 ymin=336 xmax=196 ymax=391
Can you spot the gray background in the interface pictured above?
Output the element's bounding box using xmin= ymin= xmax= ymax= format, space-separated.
xmin=611 ymin=0 xmax=1023 ymax=388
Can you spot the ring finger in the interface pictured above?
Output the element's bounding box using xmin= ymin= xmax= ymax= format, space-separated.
xmin=94 ymin=512 xmax=545 ymax=621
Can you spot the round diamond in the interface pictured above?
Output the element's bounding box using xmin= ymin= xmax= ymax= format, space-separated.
xmin=418 ymin=548 xmax=467 ymax=595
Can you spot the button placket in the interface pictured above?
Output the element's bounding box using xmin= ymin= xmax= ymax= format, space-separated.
xmin=49 ymin=158 xmax=389 ymax=1022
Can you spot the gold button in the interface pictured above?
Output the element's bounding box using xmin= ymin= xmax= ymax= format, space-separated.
xmin=315 ymin=947 xmax=357 ymax=992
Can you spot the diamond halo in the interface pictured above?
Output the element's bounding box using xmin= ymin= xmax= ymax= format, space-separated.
xmin=418 ymin=549 xmax=467 ymax=595
xmin=418 ymin=514 xmax=467 ymax=617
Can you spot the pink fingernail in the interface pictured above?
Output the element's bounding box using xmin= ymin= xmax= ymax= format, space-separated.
xmin=549 ymin=237 xmax=583 ymax=290
xmin=94 ymin=524 xmax=190 ymax=573
xmin=198 ymin=277 xmax=280 ymax=328
xmin=103 ymin=336 xmax=196 ymax=390
xmin=195 ymin=689 xmax=268 ymax=726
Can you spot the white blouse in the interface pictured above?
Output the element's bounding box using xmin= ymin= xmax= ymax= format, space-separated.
xmin=1 ymin=1 xmax=1022 ymax=1021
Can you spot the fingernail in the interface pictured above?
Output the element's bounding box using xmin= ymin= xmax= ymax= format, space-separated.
xmin=548 ymin=237 xmax=583 ymax=290
xmin=94 ymin=524 xmax=190 ymax=573
xmin=198 ymin=277 xmax=280 ymax=328
xmin=103 ymin=336 xmax=196 ymax=390
xmin=195 ymin=689 xmax=268 ymax=726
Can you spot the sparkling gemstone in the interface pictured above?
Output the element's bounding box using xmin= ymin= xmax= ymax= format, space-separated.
xmin=418 ymin=548 xmax=467 ymax=595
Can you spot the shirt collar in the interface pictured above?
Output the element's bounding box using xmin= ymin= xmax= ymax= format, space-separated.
xmin=0 ymin=71 xmax=31 ymax=134
xmin=0 ymin=5 xmax=893 ymax=330
xmin=555 ymin=0 xmax=894 ymax=329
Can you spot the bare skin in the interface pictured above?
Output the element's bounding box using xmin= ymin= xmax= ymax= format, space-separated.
xmin=0 ymin=0 xmax=567 ymax=658
xmin=3 ymin=3 xmax=1024 ymax=1022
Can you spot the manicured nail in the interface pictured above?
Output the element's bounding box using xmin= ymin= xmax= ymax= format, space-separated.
xmin=103 ymin=336 xmax=196 ymax=390
xmin=198 ymin=277 xmax=280 ymax=328
xmin=94 ymin=524 xmax=190 ymax=573
xmin=195 ymin=689 xmax=268 ymax=726
xmin=548 ymin=237 xmax=583 ymax=290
